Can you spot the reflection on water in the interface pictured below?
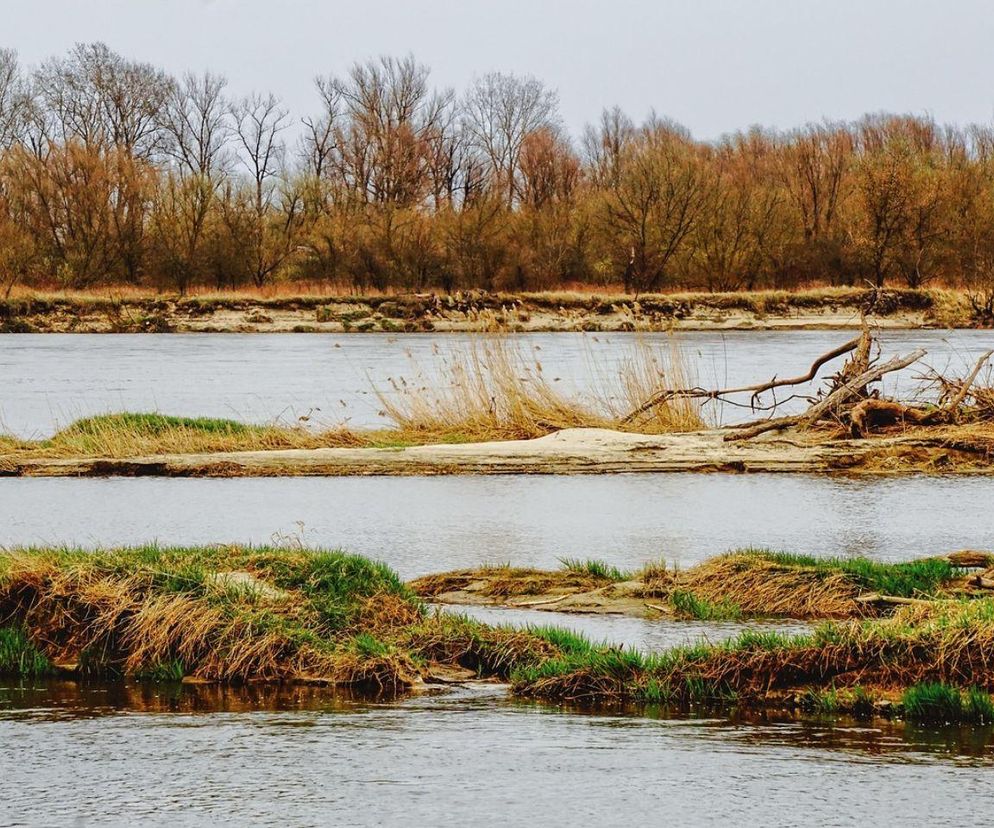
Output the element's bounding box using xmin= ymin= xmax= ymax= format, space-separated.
xmin=2 ymin=329 xmax=991 ymax=437
xmin=1 ymin=678 xmax=993 ymax=827
xmin=2 ymin=473 xmax=993 ymax=578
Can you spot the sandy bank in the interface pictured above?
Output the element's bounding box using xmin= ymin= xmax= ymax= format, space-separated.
xmin=0 ymin=287 xmax=975 ymax=333
xmin=5 ymin=426 xmax=992 ymax=478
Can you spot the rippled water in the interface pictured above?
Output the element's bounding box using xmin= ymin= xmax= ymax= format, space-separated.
xmin=2 ymin=329 xmax=992 ymax=436
xmin=1 ymin=679 xmax=992 ymax=827
xmin=2 ymin=473 xmax=992 ymax=578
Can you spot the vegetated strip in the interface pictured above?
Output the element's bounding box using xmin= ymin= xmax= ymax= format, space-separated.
xmin=4 ymin=545 xmax=994 ymax=724
xmin=410 ymin=549 xmax=989 ymax=621
xmin=509 ymin=598 xmax=994 ymax=725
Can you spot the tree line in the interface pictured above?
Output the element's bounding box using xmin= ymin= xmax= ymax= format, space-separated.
xmin=3 ymin=43 xmax=994 ymax=297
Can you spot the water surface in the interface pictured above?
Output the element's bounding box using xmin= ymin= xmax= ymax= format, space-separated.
xmin=1 ymin=679 xmax=992 ymax=827
xmin=3 ymin=329 xmax=992 ymax=436
xmin=3 ymin=473 xmax=991 ymax=577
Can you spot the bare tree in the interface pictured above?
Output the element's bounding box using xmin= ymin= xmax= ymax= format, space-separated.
xmin=33 ymin=42 xmax=172 ymax=158
xmin=321 ymin=55 xmax=452 ymax=205
xmin=162 ymin=71 xmax=231 ymax=178
xmin=597 ymin=124 xmax=712 ymax=294
xmin=582 ymin=106 xmax=635 ymax=188
xmin=0 ymin=48 xmax=30 ymax=152
xmin=231 ymin=92 xmax=296 ymax=286
xmin=464 ymin=72 xmax=560 ymax=207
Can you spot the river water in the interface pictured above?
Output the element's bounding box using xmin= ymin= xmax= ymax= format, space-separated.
xmin=3 ymin=329 xmax=994 ymax=826
xmin=2 ymin=473 xmax=992 ymax=578
xmin=1 ymin=678 xmax=993 ymax=827
xmin=2 ymin=329 xmax=993 ymax=436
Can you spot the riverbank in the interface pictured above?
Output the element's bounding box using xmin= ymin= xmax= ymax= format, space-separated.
xmin=5 ymin=424 xmax=993 ymax=477
xmin=0 ymin=286 xmax=981 ymax=333
xmin=0 ymin=545 xmax=564 ymax=691
xmin=411 ymin=550 xmax=992 ymax=620
xmin=5 ymin=545 xmax=994 ymax=725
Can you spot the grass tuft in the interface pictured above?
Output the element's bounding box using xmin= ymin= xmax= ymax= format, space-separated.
xmin=670 ymin=590 xmax=742 ymax=621
xmin=557 ymin=558 xmax=630 ymax=582
xmin=0 ymin=626 xmax=52 ymax=677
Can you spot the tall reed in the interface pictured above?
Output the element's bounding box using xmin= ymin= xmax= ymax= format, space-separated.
xmin=375 ymin=335 xmax=705 ymax=441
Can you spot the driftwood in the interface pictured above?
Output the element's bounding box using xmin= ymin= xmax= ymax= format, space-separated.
xmin=854 ymin=593 xmax=932 ymax=606
xmin=622 ymin=333 xmax=865 ymax=424
xmin=511 ymin=594 xmax=569 ymax=608
xmin=627 ymin=325 xmax=990 ymax=445
xmin=848 ymin=349 xmax=993 ymax=436
xmin=945 ymin=550 xmax=994 ymax=569
xmin=727 ymin=349 xmax=927 ymax=441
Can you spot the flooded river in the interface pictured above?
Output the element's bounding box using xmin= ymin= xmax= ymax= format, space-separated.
xmin=2 ymin=329 xmax=992 ymax=437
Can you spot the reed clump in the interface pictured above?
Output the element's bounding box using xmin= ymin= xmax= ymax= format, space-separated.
xmin=0 ymin=545 xmax=596 ymax=694
xmin=375 ymin=336 xmax=705 ymax=442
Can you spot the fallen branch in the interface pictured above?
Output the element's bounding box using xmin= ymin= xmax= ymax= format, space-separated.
xmin=848 ymin=349 xmax=993 ymax=436
xmin=622 ymin=334 xmax=864 ymax=424
xmin=511 ymin=594 xmax=569 ymax=608
xmin=644 ymin=602 xmax=670 ymax=614
xmin=854 ymin=593 xmax=932 ymax=606
xmin=942 ymin=350 xmax=994 ymax=414
xmin=727 ymin=348 xmax=927 ymax=441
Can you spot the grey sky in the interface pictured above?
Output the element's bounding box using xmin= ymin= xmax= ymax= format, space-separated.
xmin=4 ymin=0 xmax=994 ymax=139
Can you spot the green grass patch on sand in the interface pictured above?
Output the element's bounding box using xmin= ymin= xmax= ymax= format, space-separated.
xmin=750 ymin=550 xmax=962 ymax=598
xmin=557 ymin=558 xmax=631 ymax=583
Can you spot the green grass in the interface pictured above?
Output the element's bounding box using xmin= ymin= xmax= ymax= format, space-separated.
xmin=670 ymin=590 xmax=742 ymax=621
xmin=133 ymin=659 xmax=185 ymax=682
xmin=744 ymin=549 xmax=961 ymax=597
xmin=902 ymin=682 xmax=965 ymax=724
xmin=557 ymin=558 xmax=630 ymax=582
xmin=0 ymin=626 xmax=52 ymax=677
xmin=55 ymin=413 xmax=256 ymax=438
xmin=964 ymin=687 xmax=994 ymax=724
xmin=902 ymin=682 xmax=994 ymax=725
xmin=528 ymin=625 xmax=600 ymax=656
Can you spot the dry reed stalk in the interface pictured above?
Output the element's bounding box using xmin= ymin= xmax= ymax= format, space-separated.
xmin=679 ymin=555 xmax=865 ymax=619
xmin=375 ymin=335 xmax=705 ymax=441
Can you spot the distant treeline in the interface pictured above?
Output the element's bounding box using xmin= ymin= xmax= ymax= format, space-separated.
xmin=3 ymin=43 xmax=994 ymax=298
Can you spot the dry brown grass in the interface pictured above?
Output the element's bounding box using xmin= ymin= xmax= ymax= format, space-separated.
xmin=679 ymin=554 xmax=866 ymax=619
xmin=375 ymin=335 xmax=705 ymax=441
xmin=0 ymin=546 xmax=426 ymax=688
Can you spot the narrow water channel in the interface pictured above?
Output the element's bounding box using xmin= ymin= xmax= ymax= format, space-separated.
xmin=3 ymin=329 xmax=991 ymax=436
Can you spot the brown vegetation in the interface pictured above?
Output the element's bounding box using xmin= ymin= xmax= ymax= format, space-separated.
xmin=4 ymin=45 xmax=994 ymax=312
xmin=411 ymin=550 xmax=989 ymax=621
xmin=0 ymin=545 xmax=566 ymax=692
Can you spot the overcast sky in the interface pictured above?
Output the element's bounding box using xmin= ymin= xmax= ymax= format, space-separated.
xmin=4 ymin=0 xmax=994 ymax=139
